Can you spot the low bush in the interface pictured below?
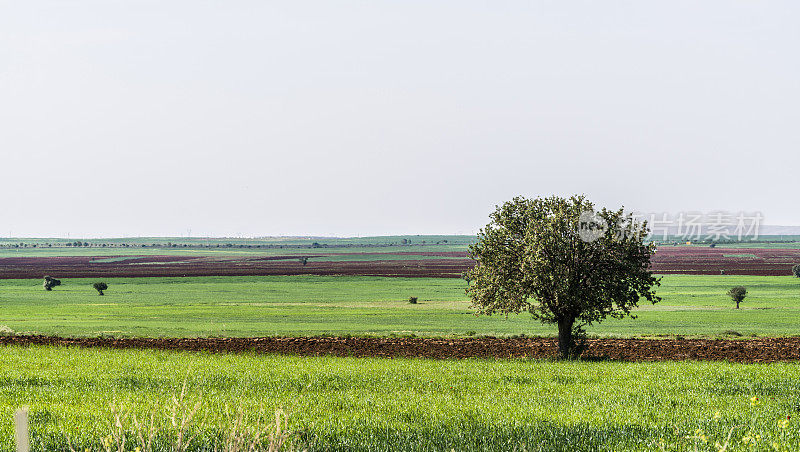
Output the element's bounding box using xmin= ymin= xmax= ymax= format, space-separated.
xmin=728 ymin=286 xmax=747 ymax=309
xmin=43 ymin=276 xmax=61 ymax=291
xmin=93 ymin=282 xmax=108 ymax=296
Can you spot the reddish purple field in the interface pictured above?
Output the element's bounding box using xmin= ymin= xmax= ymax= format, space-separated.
xmin=650 ymin=247 xmax=800 ymax=275
xmin=0 ymin=247 xmax=797 ymax=279
xmin=0 ymin=254 xmax=470 ymax=278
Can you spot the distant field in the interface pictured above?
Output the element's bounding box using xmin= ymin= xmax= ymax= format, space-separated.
xmin=2 ymin=246 xmax=800 ymax=280
xmin=2 ymin=346 xmax=800 ymax=451
xmin=3 ymin=237 xmax=800 ymax=451
xmin=692 ymin=241 xmax=800 ymax=249
xmin=1 ymin=275 xmax=799 ymax=338
xmin=2 ymin=230 xmax=799 ymax=281
xmin=650 ymin=247 xmax=800 ymax=275
xmin=0 ymin=235 xmax=476 ymax=248
xmin=0 ymin=244 xmax=467 ymax=258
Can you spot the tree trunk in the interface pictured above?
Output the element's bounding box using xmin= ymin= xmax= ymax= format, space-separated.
xmin=736 ymin=301 xmax=739 ymax=309
xmin=98 ymin=291 xmax=104 ymax=296
xmin=557 ymin=317 xmax=575 ymax=359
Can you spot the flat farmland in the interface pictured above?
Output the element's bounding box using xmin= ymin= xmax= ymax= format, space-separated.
xmin=1 ymin=245 xmax=800 ymax=278
xmin=1 ymin=275 xmax=799 ymax=338
xmin=3 ymin=346 xmax=800 ymax=451
xmin=650 ymin=247 xmax=800 ymax=275
xmin=2 ymin=240 xmax=800 ymax=451
xmin=0 ymin=249 xmax=470 ymax=278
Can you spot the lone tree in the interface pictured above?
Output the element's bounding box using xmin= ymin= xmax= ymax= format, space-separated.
xmin=299 ymin=257 xmax=309 ymax=266
xmin=728 ymin=286 xmax=747 ymax=309
xmin=465 ymin=195 xmax=661 ymax=359
xmin=92 ymin=282 xmax=108 ymax=295
xmin=93 ymin=282 xmax=108 ymax=296
xmin=43 ymin=276 xmax=61 ymax=291
xmin=792 ymin=264 xmax=800 ymax=278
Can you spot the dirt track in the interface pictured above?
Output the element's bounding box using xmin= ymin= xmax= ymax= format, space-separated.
xmin=2 ymin=335 xmax=799 ymax=363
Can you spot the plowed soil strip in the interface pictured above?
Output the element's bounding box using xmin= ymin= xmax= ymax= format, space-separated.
xmin=2 ymin=336 xmax=799 ymax=362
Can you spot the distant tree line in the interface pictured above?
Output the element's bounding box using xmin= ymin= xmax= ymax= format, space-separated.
xmin=0 ymin=241 xmax=459 ymax=250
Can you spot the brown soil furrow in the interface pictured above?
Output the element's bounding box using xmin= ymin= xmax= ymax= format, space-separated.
xmin=2 ymin=336 xmax=800 ymax=362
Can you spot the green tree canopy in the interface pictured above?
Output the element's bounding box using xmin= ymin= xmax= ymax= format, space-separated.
xmin=465 ymin=195 xmax=661 ymax=358
xmin=728 ymin=286 xmax=747 ymax=309
xmin=43 ymin=276 xmax=61 ymax=291
xmin=93 ymin=282 xmax=108 ymax=296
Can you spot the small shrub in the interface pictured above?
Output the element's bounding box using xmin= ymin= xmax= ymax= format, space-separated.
xmin=721 ymin=329 xmax=742 ymax=337
xmin=93 ymin=282 xmax=108 ymax=296
xmin=728 ymin=286 xmax=747 ymax=309
xmin=408 ymin=296 xmax=418 ymax=304
xmin=793 ymin=264 xmax=800 ymax=278
xmin=43 ymin=276 xmax=61 ymax=291
xmin=465 ymin=330 xmax=477 ymax=336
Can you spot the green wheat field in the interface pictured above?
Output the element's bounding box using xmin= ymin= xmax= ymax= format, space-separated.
xmin=2 ymin=346 xmax=800 ymax=451
xmin=1 ymin=275 xmax=799 ymax=338
xmin=2 ymin=257 xmax=800 ymax=450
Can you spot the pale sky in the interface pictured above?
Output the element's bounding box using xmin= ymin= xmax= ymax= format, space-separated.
xmin=1 ymin=1 xmax=798 ymax=238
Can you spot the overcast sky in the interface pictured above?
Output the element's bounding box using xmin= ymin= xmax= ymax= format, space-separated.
xmin=1 ymin=1 xmax=798 ymax=238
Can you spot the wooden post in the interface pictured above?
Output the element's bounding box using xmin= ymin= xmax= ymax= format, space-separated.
xmin=14 ymin=407 xmax=29 ymax=452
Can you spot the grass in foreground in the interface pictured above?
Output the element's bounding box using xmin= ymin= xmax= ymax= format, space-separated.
xmin=1 ymin=346 xmax=800 ymax=451
xmin=1 ymin=275 xmax=800 ymax=338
